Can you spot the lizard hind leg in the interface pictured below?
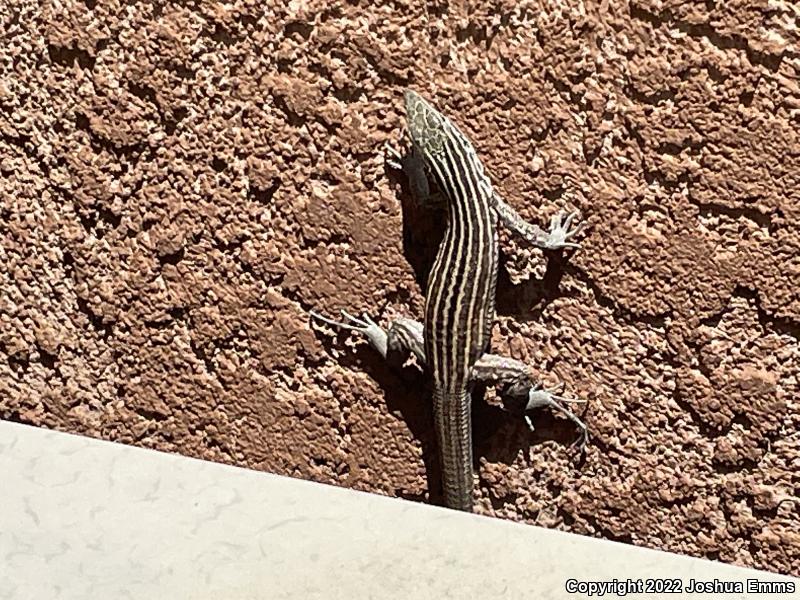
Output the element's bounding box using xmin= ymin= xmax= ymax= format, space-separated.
xmin=470 ymin=353 xmax=588 ymax=450
xmin=309 ymin=310 xmax=426 ymax=365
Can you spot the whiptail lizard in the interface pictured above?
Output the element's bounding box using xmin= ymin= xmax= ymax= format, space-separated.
xmin=312 ymin=90 xmax=587 ymax=512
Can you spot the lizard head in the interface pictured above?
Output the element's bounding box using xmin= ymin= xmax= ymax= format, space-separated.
xmin=401 ymin=90 xmax=490 ymax=197
xmin=403 ymin=89 xmax=451 ymax=158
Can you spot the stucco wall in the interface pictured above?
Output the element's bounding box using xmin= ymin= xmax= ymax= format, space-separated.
xmin=1 ymin=0 xmax=798 ymax=575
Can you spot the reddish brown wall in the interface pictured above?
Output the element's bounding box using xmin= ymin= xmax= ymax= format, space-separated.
xmin=2 ymin=0 xmax=798 ymax=575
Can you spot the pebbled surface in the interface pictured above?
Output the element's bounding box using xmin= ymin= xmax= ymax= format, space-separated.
xmin=1 ymin=0 xmax=798 ymax=576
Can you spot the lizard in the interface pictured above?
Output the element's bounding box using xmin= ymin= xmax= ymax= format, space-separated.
xmin=311 ymin=90 xmax=586 ymax=512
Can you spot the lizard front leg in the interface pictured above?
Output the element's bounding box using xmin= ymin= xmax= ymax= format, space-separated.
xmin=493 ymin=192 xmax=581 ymax=251
xmin=385 ymin=132 xmax=447 ymax=209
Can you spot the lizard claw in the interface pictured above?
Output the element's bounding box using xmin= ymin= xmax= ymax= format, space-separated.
xmin=525 ymin=384 xmax=588 ymax=451
xmin=541 ymin=210 xmax=582 ymax=250
xmin=384 ymin=127 xmax=409 ymax=170
xmin=385 ymin=143 xmax=404 ymax=170
xmin=384 ymin=142 xmax=403 ymax=171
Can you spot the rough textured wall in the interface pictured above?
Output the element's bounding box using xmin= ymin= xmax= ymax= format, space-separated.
xmin=2 ymin=0 xmax=799 ymax=576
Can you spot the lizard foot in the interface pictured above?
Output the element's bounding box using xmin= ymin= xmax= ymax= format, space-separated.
xmin=525 ymin=384 xmax=588 ymax=450
xmin=384 ymin=127 xmax=409 ymax=170
xmin=541 ymin=210 xmax=582 ymax=250
xmin=309 ymin=309 xmax=389 ymax=358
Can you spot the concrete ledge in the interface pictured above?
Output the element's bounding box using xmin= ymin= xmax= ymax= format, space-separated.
xmin=0 ymin=420 xmax=796 ymax=599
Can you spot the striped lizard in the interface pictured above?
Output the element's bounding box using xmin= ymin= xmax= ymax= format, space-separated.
xmin=312 ymin=90 xmax=587 ymax=512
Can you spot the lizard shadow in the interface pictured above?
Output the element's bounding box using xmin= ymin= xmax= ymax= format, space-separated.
xmin=494 ymin=250 xmax=581 ymax=320
xmin=394 ymin=183 xmax=446 ymax=293
xmin=325 ymin=342 xmax=446 ymax=505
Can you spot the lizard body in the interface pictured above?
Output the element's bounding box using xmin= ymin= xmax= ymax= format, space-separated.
xmin=406 ymin=90 xmax=500 ymax=510
xmin=312 ymin=90 xmax=586 ymax=512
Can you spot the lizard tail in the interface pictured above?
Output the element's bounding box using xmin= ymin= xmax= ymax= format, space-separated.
xmin=433 ymin=389 xmax=474 ymax=512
